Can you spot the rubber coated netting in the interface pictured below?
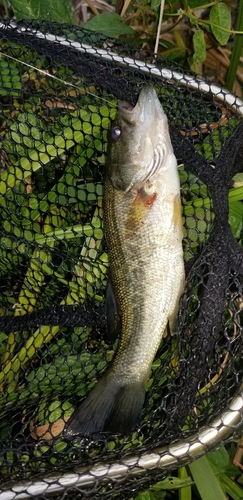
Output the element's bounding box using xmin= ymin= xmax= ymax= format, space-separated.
xmin=0 ymin=18 xmax=242 ymax=500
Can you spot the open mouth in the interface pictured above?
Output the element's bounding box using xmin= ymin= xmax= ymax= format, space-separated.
xmin=118 ymin=99 xmax=140 ymax=125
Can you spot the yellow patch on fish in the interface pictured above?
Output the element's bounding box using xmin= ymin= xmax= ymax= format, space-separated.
xmin=124 ymin=187 xmax=157 ymax=236
xmin=173 ymin=194 xmax=183 ymax=231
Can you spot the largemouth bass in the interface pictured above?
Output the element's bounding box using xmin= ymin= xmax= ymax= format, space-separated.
xmin=65 ymin=86 xmax=185 ymax=436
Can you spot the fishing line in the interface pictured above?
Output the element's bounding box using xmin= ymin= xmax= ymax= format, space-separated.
xmin=0 ymin=51 xmax=114 ymax=106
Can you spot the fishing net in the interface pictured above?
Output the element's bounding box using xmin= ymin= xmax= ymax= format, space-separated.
xmin=0 ymin=18 xmax=242 ymax=499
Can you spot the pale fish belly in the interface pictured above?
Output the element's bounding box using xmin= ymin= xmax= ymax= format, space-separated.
xmin=112 ymin=245 xmax=184 ymax=381
xmin=110 ymin=163 xmax=185 ymax=382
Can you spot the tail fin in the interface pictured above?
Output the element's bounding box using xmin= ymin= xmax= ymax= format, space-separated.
xmin=65 ymin=373 xmax=146 ymax=436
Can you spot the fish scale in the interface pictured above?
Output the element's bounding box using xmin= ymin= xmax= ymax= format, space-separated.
xmin=65 ymin=86 xmax=185 ymax=436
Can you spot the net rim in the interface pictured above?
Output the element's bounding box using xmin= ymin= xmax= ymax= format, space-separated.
xmin=0 ymin=20 xmax=243 ymax=115
xmin=0 ymin=22 xmax=242 ymax=497
xmin=0 ymin=387 xmax=243 ymax=499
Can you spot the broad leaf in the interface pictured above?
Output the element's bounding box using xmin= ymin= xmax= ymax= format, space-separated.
xmin=151 ymin=0 xmax=161 ymax=9
xmin=187 ymin=0 xmax=213 ymax=7
xmin=151 ymin=476 xmax=193 ymax=490
xmin=9 ymin=0 xmax=74 ymax=23
xmin=210 ymin=2 xmax=231 ymax=45
xmin=207 ymin=447 xmax=230 ymax=474
xmin=82 ymin=13 xmax=135 ymax=37
xmin=193 ymin=29 xmax=206 ymax=63
xmin=133 ymin=490 xmax=163 ymax=500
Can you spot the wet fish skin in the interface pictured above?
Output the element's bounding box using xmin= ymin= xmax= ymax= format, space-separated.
xmin=65 ymin=86 xmax=185 ymax=436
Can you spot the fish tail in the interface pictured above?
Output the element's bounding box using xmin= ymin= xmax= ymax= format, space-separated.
xmin=65 ymin=373 xmax=146 ymax=436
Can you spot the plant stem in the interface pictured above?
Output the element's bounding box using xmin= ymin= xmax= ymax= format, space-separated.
xmin=154 ymin=0 xmax=165 ymax=56
xmin=2 ymin=0 xmax=9 ymax=17
xmin=226 ymin=1 xmax=243 ymax=90
xmin=179 ymin=467 xmax=192 ymax=500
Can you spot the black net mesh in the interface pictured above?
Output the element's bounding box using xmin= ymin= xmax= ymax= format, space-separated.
xmin=0 ymin=18 xmax=242 ymax=499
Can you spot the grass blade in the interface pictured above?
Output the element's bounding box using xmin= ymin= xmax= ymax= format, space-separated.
xmin=189 ymin=455 xmax=226 ymax=500
xmin=179 ymin=466 xmax=192 ymax=500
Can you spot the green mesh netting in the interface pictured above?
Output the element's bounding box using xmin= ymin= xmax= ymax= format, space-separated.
xmin=0 ymin=18 xmax=242 ymax=500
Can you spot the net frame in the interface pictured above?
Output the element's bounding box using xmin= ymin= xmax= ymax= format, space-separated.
xmin=0 ymin=393 xmax=243 ymax=500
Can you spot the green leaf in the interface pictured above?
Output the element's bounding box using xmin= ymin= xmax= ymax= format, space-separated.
xmin=9 ymin=0 xmax=74 ymax=23
xmin=82 ymin=13 xmax=135 ymax=37
xmin=229 ymin=185 xmax=243 ymax=203
xmin=206 ymin=447 xmax=230 ymax=474
xmin=210 ymin=2 xmax=231 ymax=45
xmin=229 ymin=201 xmax=243 ymax=238
xmin=151 ymin=0 xmax=161 ymax=9
xmin=132 ymin=491 xmax=161 ymax=500
xmin=187 ymin=0 xmax=211 ymax=7
xmin=189 ymin=455 xmax=226 ymax=500
xmin=0 ymin=60 xmax=21 ymax=96
xmin=0 ymin=333 xmax=8 ymax=342
xmin=193 ymin=29 xmax=206 ymax=63
xmin=220 ymin=473 xmax=243 ymax=500
xmin=151 ymin=476 xmax=193 ymax=490
xmin=233 ymin=172 xmax=243 ymax=186
xmin=178 ymin=467 xmax=192 ymax=500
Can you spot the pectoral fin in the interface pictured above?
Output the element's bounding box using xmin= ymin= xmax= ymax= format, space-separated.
xmin=105 ymin=277 xmax=122 ymax=341
xmin=169 ymin=315 xmax=178 ymax=336
xmin=173 ymin=194 xmax=183 ymax=231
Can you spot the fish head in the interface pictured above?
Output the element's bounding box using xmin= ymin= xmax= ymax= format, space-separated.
xmin=107 ymin=86 xmax=173 ymax=193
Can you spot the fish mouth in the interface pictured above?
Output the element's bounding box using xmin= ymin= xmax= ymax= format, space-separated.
xmin=118 ymin=100 xmax=140 ymax=125
xmin=124 ymin=143 xmax=165 ymax=194
xmin=116 ymin=86 xmax=167 ymax=194
xmin=118 ymin=86 xmax=165 ymax=125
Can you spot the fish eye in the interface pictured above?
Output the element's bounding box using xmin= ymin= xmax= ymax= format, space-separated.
xmin=111 ymin=126 xmax=121 ymax=141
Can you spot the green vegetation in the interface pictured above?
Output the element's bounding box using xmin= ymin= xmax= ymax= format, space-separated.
xmin=0 ymin=1 xmax=243 ymax=499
